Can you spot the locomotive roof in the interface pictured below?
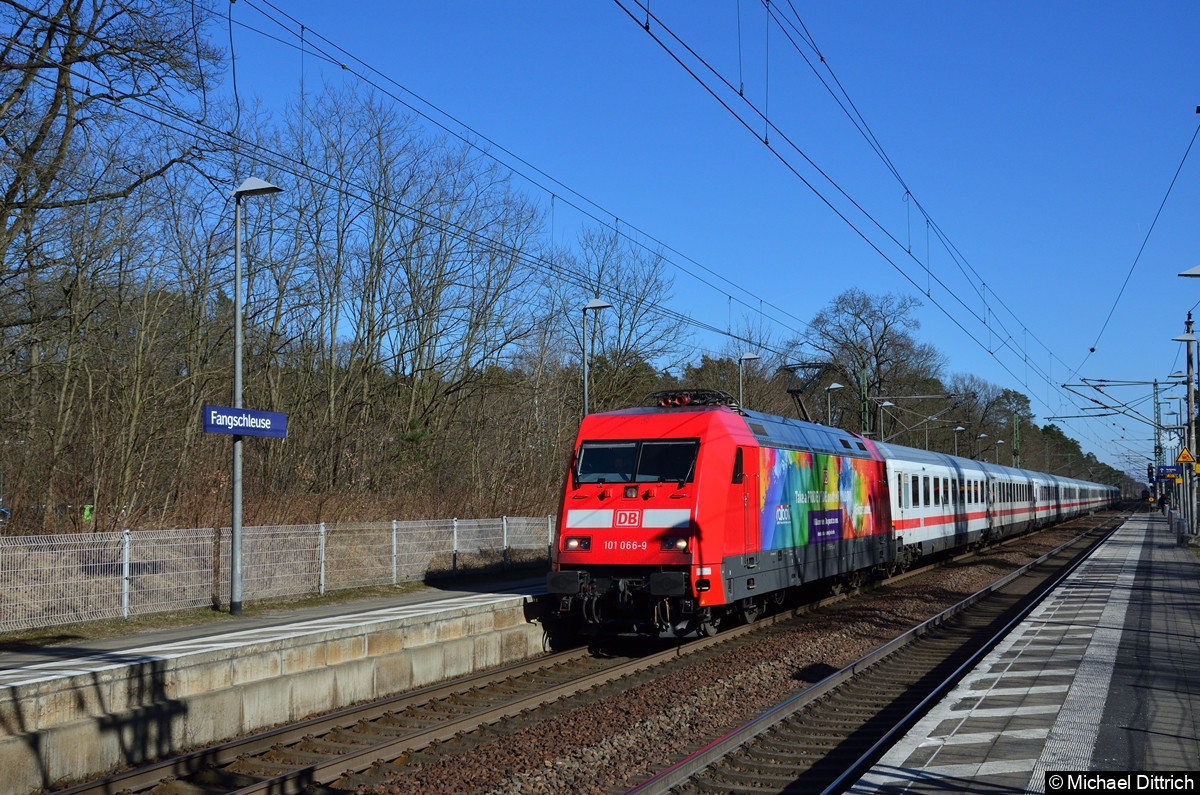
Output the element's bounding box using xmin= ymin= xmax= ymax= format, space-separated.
xmin=739 ymin=409 xmax=875 ymax=458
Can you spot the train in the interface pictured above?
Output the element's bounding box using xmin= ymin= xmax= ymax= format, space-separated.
xmin=545 ymin=389 xmax=1119 ymax=637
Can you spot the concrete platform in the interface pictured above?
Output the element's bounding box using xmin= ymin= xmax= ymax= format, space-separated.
xmin=850 ymin=512 xmax=1200 ymax=793
xmin=0 ymin=578 xmax=548 ymax=794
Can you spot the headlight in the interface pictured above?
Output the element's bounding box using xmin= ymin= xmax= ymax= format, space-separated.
xmin=661 ymin=537 xmax=689 ymax=551
xmin=564 ymin=536 xmax=591 ymax=551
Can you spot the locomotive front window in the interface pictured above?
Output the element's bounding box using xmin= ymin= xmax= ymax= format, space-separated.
xmin=577 ymin=442 xmax=638 ymax=483
xmin=635 ymin=440 xmax=699 ymax=483
xmin=576 ymin=439 xmax=699 ymax=484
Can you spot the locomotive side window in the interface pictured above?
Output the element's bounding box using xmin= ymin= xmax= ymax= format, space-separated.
xmin=577 ymin=442 xmax=638 ymax=483
xmin=635 ymin=440 xmax=699 ymax=483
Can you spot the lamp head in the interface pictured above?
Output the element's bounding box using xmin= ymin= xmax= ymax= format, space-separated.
xmin=233 ymin=177 xmax=283 ymax=199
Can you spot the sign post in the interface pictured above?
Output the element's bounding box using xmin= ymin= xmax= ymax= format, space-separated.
xmin=204 ymin=404 xmax=287 ymax=614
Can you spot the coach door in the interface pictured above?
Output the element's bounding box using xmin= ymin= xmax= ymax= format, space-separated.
xmin=893 ymin=469 xmax=908 ymax=530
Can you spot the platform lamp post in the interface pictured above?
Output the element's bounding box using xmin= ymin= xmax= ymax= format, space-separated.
xmin=230 ymin=177 xmax=283 ymax=616
xmin=1171 ymin=311 xmax=1197 ymax=537
xmin=953 ymin=425 xmax=965 ymax=457
xmin=995 ymin=439 xmax=1005 ymax=464
xmin=581 ymin=298 xmax=612 ymax=415
xmin=976 ymin=433 xmax=988 ymax=459
xmin=825 ymin=382 xmax=844 ymax=427
xmin=738 ymin=352 xmax=760 ymax=408
xmin=1178 ymin=266 xmax=1200 ymax=533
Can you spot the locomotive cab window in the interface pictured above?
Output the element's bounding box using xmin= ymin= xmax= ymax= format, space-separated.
xmin=635 ymin=440 xmax=699 ymax=482
xmin=576 ymin=439 xmax=699 ymax=484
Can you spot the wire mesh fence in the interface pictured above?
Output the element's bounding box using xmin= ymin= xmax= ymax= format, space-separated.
xmin=0 ymin=516 xmax=553 ymax=633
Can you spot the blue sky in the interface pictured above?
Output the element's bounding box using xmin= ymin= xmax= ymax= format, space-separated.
xmin=225 ymin=2 xmax=1200 ymax=475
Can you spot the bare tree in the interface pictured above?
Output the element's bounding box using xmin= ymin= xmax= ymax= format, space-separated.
xmin=0 ymin=0 xmax=219 ymax=283
xmin=795 ymin=288 xmax=946 ymax=436
xmin=555 ymin=226 xmax=688 ymax=413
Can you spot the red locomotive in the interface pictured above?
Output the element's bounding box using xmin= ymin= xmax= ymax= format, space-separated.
xmin=546 ymin=389 xmax=1117 ymax=637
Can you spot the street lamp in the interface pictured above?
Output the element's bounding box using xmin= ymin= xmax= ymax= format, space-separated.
xmin=953 ymin=425 xmax=965 ymax=457
xmin=825 ymin=382 xmax=844 ymax=426
xmin=581 ymin=298 xmax=612 ymax=415
xmin=231 ymin=177 xmax=283 ymax=616
xmin=976 ymin=432 xmax=988 ymax=459
xmin=995 ymin=438 xmax=1005 ymax=464
xmin=738 ymin=352 xmax=761 ymax=407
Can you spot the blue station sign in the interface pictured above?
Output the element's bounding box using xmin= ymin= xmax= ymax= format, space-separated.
xmin=203 ymin=405 xmax=287 ymax=438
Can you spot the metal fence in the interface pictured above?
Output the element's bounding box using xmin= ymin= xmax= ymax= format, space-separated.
xmin=0 ymin=516 xmax=554 ymax=633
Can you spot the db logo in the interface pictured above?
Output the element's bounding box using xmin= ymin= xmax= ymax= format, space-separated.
xmin=616 ymin=509 xmax=641 ymax=527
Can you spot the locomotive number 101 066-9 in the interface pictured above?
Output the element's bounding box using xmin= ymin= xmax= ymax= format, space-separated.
xmin=603 ymin=539 xmax=648 ymax=551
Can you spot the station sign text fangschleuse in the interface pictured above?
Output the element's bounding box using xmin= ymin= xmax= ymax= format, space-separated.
xmin=203 ymin=405 xmax=287 ymax=438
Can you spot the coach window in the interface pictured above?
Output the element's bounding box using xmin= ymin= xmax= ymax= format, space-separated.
xmin=912 ymin=475 xmax=921 ymax=506
xmin=933 ymin=478 xmax=940 ymax=506
xmin=923 ymin=476 xmax=931 ymax=506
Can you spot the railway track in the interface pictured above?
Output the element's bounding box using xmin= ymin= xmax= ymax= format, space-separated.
xmin=56 ymin=590 xmax=821 ymax=793
xmin=628 ymin=510 xmax=1128 ymax=795
xmin=52 ymin=512 xmax=1126 ymax=795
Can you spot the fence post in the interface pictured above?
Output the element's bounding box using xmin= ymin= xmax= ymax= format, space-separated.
xmin=318 ymin=522 xmax=326 ymax=596
xmin=452 ymin=518 xmax=459 ymax=576
xmin=502 ymin=515 xmax=509 ymax=570
xmin=391 ymin=519 xmax=398 ymax=585
xmin=122 ymin=528 xmax=131 ymax=619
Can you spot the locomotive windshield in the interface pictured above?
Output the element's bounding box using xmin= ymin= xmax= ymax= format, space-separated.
xmin=576 ymin=439 xmax=699 ymax=484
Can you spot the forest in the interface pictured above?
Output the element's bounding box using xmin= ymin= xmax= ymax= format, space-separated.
xmin=0 ymin=2 xmax=1131 ymax=533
